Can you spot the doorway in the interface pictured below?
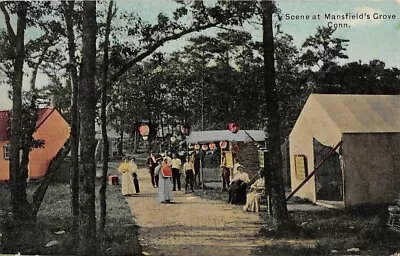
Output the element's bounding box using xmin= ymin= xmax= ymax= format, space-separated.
xmin=313 ymin=139 xmax=343 ymax=201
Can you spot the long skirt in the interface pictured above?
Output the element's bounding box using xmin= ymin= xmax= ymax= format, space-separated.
xmin=243 ymin=192 xmax=262 ymax=212
xmin=121 ymin=173 xmax=135 ymax=196
xmin=157 ymin=177 xmax=173 ymax=203
xmin=228 ymin=180 xmax=247 ymax=205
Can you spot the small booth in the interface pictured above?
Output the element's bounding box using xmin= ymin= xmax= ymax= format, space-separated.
xmin=186 ymin=130 xmax=265 ymax=188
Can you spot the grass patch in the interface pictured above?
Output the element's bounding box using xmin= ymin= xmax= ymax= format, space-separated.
xmin=0 ymin=163 xmax=141 ymax=255
xmin=194 ymin=186 xmax=400 ymax=255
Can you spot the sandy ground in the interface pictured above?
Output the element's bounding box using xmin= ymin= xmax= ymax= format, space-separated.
xmin=125 ymin=168 xmax=263 ymax=256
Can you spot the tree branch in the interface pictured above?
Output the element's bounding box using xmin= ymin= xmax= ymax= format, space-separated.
xmin=110 ymin=21 xmax=219 ymax=84
xmin=0 ymin=2 xmax=17 ymax=46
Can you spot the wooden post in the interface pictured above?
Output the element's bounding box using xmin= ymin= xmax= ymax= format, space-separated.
xmin=264 ymin=150 xmax=272 ymax=216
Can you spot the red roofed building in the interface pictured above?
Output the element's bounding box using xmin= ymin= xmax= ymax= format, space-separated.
xmin=0 ymin=108 xmax=70 ymax=181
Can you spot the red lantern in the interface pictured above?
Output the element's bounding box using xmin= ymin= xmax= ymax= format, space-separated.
xmin=220 ymin=141 xmax=228 ymax=149
xmin=228 ymin=123 xmax=239 ymax=134
xmin=232 ymin=144 xmax=239 ymax=152
xmin=194 ymin=144 xmax=200 ymax=150
xmin=139 ymin=124 xmax=150 ymax=136
xmin=209 ymin=142 xmax=216 ymax=150
xmin=202 ymin=144 xmax=208 ymax=151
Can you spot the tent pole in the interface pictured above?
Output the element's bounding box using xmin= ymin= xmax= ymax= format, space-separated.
xmin=286 ymin=141 xmax=342 ymax=201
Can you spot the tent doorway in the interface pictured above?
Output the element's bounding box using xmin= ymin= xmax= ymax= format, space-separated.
xmin=313 ymin=139 xmax=343 ymax=202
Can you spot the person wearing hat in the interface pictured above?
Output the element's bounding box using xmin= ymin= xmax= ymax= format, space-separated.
xmin=228 ymin=164 xmax=250 ymax=205
xmin=243 ymin=170 xmax=265 ymax=212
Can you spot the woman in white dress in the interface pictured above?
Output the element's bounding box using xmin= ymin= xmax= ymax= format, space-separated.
xmin=118 ymin=157 xmax=136 ymax=196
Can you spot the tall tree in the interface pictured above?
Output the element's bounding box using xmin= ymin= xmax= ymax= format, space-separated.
xmin=0 ymin=1 xmax=31 ymax=222
xmin=61 ymin=0 xmax=80 ymax=234
xmin=300 ymin=26 xmax=349 ymax=71
xmin=260 ymin=0 xmax=292 ymax=230
xmin=99 ymin=0 xmax=115 ymax=240
xmin=78 ymin=1 xmax=97 ymax=255
xmin=0 ymin=3 xmax=73 ymax=229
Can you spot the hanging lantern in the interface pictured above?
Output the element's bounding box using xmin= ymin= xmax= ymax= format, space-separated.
xmin=232 ymin=144 xmax=240 ymax=152
xmin=220 ymin=141 xmax=228 ymax=149
xmin=202 ymin=144 xmax=208 ymax=151
xmin=228 ymin=123 xmax=239 ymax=134
xmin=181 ymin=124 xmax=191 ymax=135
xmin=139 ymin=124 xmax=150 ymax=137
xmin=194 ymin=144 xmax=200 ymax=150
xmin=209 ymin=142 xmax=216 ymax=150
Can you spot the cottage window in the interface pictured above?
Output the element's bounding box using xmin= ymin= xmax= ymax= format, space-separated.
xmin=3 ymin=144 xmax=10 ymax=160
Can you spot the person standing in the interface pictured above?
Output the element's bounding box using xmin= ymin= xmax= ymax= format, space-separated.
xmin=183 ymin=156 xmax=195 ymax=193
xmin=220 ymin=152 xmax=230 ymax=191
xmin=147 ymin=151 xmax=157 ymax=188
xmin=118 ymin=157 xmax=135 ymax=196
xmin=154 ymin=157 xmax=162 ymax=188
xmin=171 ymin=154 xmax=182 ymax=191
xmin=193 ymin=152 xmax=201 ymax=188
xmin=130 ymin=157 xmax=140 ymax=194
xmin=155 ymin=158 xmax=173 ymax=203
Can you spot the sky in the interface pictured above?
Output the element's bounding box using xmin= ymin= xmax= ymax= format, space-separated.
xmin=0 ymin=0 xmax=399 ymax=110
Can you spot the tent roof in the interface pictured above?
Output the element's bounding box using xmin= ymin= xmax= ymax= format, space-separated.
xmin=296 ymin=94 xmax=400 ymax=134
xmin=186 ymin=130 xmax=265 ymax=144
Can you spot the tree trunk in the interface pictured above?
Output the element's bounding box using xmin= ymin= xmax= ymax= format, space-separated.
xmin=118 ymin=127 xmax=124 ymax=156
xmin=133 ymin=130 xmax=138 ymax=153
xmin=160 ymin=113 xmax=165 ymax=141
xmin=261 ymin=0 xmax=293 ymax=230
xmin=78 ymin=2 xmax=97 ymax=255
xmin=99 ymin=0 xmax=114 ymax=239
xmin=32 ymin=139 xmax=71 ymax=215
xmin=62 ymin=0 xmax=80 ymax=231
xmin=7 ymin=1 xmax=32 ymax=223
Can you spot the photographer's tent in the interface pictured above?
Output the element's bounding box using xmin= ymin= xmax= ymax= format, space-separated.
xmin=289 ymin=94 xmax=400 ymax=208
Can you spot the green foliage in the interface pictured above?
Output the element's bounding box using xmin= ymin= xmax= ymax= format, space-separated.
xmin=300 ymin=26 xmax=349 ymax=70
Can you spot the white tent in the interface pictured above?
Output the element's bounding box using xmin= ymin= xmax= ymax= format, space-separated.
xmin=186 ymin=130 xmax=265 ymax=144
xmin=290 ymin=94 xmax=400 ymax=208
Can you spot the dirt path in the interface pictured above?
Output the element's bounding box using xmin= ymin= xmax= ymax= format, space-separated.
xmin=125 ymin=168 xmax=263 ymax=256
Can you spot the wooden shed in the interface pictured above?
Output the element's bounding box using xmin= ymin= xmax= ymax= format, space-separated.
xmin=289 ymin=94 xmax=400 ymax=208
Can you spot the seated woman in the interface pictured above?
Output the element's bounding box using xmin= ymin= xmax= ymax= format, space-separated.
xmin=243 ymin=171 xmax=265 ymax=212
xmin=228 ymin=165 xmax=250 ymax=205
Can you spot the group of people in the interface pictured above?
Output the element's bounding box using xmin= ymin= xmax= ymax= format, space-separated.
xmin=221 ymin=153 xmax=266 ymax=213
xmin=147 ymin=152 xmax=198 ymax=203
xmin=118 ymin=150 xmax=266 ymax=212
